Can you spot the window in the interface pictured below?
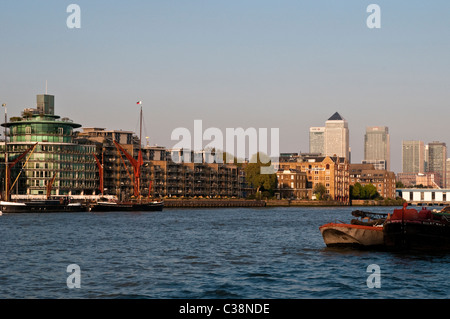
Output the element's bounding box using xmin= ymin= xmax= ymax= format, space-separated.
xmin=58 ymin=127 xmax=64 ymax=135
xmin=25 ymin=126 xmax=31 ymax=134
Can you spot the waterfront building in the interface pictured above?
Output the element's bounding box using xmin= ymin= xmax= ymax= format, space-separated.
xmin=275 ymin=169 xmax=308 ymax=199
xmin=0 ymin=94 xmax=97 ymax=198
xmin=402 ymin=140 xmax=425 ymax=173
xmin=277 ymin=154 xmax=350 ymax=203
xmin=76 ymin=127 xmax=146 ymax=199
xmin=309 ymin=127 xmax=325 ymax=154
xmin=364 ymin=126 xmax=390 ymax=170
xmin=349 ymin=164 xmax=396 ymax=199
xmin=324 ymin=112 xmax=350 ymax=160
xmin=427 ymin=141 xmax=447 ymax=188
xmin=151 ymin=160 xmax=243 ymax=198
xmin=78 ymin=127 xmax=247 ymax=199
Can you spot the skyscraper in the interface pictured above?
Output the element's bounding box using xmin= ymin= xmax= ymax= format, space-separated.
xmin=363 ymin=126 xmax=390 ymax=170
xmin=402 ymin=140 xmax=424 ymax=173
xmin=324 ymin=112 xmax=349 ymax=160
xmin=309 ymin=127 xmax=325 ymax=154
xmin=427 ymin=141 xmax=447 ymax=188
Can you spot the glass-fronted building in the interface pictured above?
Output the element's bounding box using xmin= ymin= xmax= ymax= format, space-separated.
xmin=1 ymin=94 xmax=97 ymax=197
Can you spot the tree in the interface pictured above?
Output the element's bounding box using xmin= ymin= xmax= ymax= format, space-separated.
xmin=361 ymin=184 xmax=379 ymax=199
xmin=313 ymin=183 xmax=327 ymax=200
xmin=245 ymin=153 xmax=277 ymax=198
xmin=351 ymin=183 xmax=363 ymax=199
xmin=396 ymin=181 xmax=405 ymax=188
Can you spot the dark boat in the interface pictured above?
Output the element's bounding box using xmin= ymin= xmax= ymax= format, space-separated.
xmin=0 ymin=199 xmax=87 ymax=213
xmin=383 ymin=203 xmax=450 ymax=251
xmin=89 ymin=200 xmax=163 ymax=212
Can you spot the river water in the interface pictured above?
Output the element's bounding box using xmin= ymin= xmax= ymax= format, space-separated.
xmin=0 ymin=206 xmax=449 ymax=299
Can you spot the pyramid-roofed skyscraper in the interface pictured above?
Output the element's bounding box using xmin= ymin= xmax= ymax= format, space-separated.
xmin=328 ymin=112 xmax=345 ymax=121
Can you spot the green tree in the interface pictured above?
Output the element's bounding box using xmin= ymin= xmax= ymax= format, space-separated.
xmin=245 ymin=153 xmax=277 ymax=197
xmin=313 ymin=183 xmax=327 ymax=200
xmin=351 ymin=183 xmax=363 ymax=199
xmin=361 ymin=184 xmax=379 ymax=199
xmin=395 ymin=181 xmax=405 ymax=188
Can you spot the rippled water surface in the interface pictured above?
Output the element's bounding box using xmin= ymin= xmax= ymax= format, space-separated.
xmin=1 ymin=206 xmax=449 ymax=299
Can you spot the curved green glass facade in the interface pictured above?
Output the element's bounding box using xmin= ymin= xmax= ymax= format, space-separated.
xmin=1 ymin=110 xmax=98 ymax=196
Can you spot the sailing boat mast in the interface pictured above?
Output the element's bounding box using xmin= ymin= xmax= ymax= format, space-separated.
xmin=139 ymin=104 xmax=143 ymax=153
xmin=2 ymin=103 xmax=8 ymax=201
xmin=138 ymin=101 xmax=143 ymax=201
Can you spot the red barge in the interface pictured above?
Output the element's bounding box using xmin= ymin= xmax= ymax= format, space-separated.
xmin=383 ymin=203 xmax=450 ymax=251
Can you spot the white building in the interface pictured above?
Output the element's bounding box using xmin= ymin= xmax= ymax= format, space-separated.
xmin=324 ymin=112 xmax=349 ymax=160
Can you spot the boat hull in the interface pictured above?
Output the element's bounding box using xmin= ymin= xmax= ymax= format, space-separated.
xmin=319 ymin=223 xmax=384 ymax=248
xmin=383 ymin=220 xmax=450 ymax=251
xmin=89 ymin=201 xmax=164 ymax=212
xmin=0 ymin=200 xmax=87 ymax=213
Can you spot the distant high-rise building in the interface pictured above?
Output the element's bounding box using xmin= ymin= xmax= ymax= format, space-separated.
xmin=402 ymin=140 xmax=424 ymax=173
xmin=427 ymin=141 xmax=447 ymax=188
xmin=309 ymin=127 xmax=325 ymax=154
xmin=324 ymin=112 xmax=349 ymax=160
xmin=363 ymin=126 xmax=390 ymax=170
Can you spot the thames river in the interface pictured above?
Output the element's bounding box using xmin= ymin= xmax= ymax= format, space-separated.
xmin=0 ymin=206 xmax=449 ymax=299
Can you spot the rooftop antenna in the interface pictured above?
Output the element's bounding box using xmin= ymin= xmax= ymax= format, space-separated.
xmin=45 ymin=80 xmax=48 ymax=94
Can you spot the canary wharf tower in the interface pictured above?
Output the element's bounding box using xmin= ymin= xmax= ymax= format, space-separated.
xmin=1 ymin=94 xmax=97 ymax=197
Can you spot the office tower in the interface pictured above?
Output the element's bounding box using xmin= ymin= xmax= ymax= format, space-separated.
xmin=402 ymin=140 xmax=424 ymax=173
xmin=427 ymin=141 xmax=447 ymax=188
xmin=324 ymin=112 xmax=349 ymax=160
xmin=309 ymin=127 xmax=325 ymax=154
xmin=363 ymin=126 xmax=390 ymax=170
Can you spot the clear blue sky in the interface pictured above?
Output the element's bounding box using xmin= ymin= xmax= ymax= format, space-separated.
xmin=1 ymin=1 xmax=450 ymax=173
